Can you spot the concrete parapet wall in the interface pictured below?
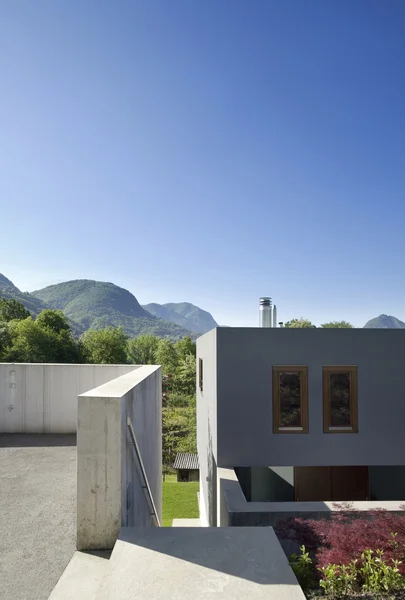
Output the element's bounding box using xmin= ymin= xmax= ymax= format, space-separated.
xmin=0 ymin=363 xmax=137 ymax=433
xmin=77 ymin=366 xmax=162 ymax=551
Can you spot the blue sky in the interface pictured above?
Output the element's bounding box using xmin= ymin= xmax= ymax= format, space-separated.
xmin=1 ymin=1 xmax=405 ymax=327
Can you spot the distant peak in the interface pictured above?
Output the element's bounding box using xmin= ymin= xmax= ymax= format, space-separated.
xmin=0 ymin=273 xmax=19 ymax=291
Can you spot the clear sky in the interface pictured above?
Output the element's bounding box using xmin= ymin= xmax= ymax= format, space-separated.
xmin=1 ymin=0 xmax=405 ymax=327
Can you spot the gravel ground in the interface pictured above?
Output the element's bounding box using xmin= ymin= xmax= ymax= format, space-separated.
xmin=0 ymin=434 xmax=76 ymax=600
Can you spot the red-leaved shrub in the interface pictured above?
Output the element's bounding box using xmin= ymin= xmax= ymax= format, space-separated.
xmin=275 ymin=507 xmax=405 ymax=573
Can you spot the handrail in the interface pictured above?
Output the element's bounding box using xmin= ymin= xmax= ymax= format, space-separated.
xmin=127 ymin=416 xmax=161 ymax=527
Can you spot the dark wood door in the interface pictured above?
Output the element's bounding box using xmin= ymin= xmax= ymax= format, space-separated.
xmin=294 ymin=466 xmax=369 ymax=501
xmin=331 ymin=466 xmax=369 ymax=501
xmin=294 ymin=467 xmax=331 ymax=501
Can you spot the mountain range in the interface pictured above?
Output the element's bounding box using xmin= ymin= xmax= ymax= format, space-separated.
xmin=0 ymin=274 xmax=218 ymax=340
xmin=2 ymin=273 xmax=405 ymax=337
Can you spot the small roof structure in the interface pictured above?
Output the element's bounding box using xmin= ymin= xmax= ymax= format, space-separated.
xmin=173 ymin=453 xmax=199 ymax=471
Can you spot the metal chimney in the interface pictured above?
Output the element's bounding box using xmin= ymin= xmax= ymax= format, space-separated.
xmin=272 ymin=304 xmax=277 ymax=328
xmin=279 ymin=322 xmax=284 ymax=328
xmin=259 ymin=297 xmax=272 ymax=328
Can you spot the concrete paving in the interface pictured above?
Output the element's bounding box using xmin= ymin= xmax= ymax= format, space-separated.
xmin=48 ymin=551 xmax=110 ymax=600
xmin=0 ymin=434 xmax=77 ymax=600
xmin=98 ymin=527 xmax=306 ymax=599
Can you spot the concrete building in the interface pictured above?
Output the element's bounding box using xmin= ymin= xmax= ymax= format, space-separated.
xmin=197 ymin=327 xmax=405 ymax=527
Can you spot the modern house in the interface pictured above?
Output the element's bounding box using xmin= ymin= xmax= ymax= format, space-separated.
xmin=0 ymin=361 xmax=306 ymax=599
xmin=173 ymin=452 xmax=200 ymax=482
xmin=197 ymin=326 xmax=405 ymax=527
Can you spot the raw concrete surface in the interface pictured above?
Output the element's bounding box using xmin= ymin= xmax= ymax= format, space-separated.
xmin=98 ymin=527 xmax=305 ymax=599
xmin=48 ymin=551 xmax=110 ymax=600
xmin=0 ymin=434 xmax=77 ymax=600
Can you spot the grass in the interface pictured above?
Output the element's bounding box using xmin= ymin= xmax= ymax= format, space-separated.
xmin=162 ymin=477 xmax=199 ymax=527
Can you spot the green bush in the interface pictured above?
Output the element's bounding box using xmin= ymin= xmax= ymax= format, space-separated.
xmin=289 ymin=546 xmax=316 ymax=591
xmin=318 ymin=548 xmax=405 ymax=597
xmin=358 ymin=549 xmax=404 ymax=594
xmin=319 ymin=562 xmax=357 ymax=598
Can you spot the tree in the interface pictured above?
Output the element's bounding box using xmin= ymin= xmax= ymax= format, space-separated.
xmin=127 ymin=334 xmax=159 ymax=364
xmin=36 ymin=309 xmax=70 ymax=334
xmin=321 ymin=321 xmax=354 ymax=328
xmin=284 ymin=318 xmax=316 ymax=328
xmin=175 ymin=336 xmax=196 ymax=361
xmin=154 ymin=339 xmax=179 ymax=375
xmin=0 ymin=322 xmax=11 ymax=360
xmin=162 ymin=405 xmax=196 ymax=469
xmin=80 ymin=326 xmax=128 ymax=364
xmin=0 ymin=298 xmax=30 ymax=322
xmin=174 ymin=354 xmax=196 ymax=395
xmin=4 ymin=317 xmax=77 ymax=363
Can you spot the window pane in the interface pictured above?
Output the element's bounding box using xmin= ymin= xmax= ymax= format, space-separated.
xmin=279 ymin=372 xmax=301 ymax=426
xmin=330 ymin=373 xmax=351 ymax=426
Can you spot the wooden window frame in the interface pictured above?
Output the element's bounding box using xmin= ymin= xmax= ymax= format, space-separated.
xmin=198 ymin=358 xmax=203 ymax=392
xmin=323 ymin=366 xmax=358 ymax=433
xmin=272 ymin=366 xmax=309 ymax=434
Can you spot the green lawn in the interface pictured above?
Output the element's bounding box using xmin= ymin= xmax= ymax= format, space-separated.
xmin=162 ymin=478 xmax=200 ymax=527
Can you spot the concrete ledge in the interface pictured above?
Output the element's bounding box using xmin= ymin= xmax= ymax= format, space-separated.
xmin=48 ymin=552 xmax=110 ymax=600
xmin=99 ymin=527 xmax=306 ymax=599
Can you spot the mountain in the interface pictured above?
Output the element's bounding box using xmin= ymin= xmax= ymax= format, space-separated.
xmin=0 ymin=273 xmax=48 ymax=316
xmin=363 ymin=314 xmax=405 ymax=329
xmin=31 ymin=279 xmax=195 ymax=340
xmin=143 ymin=302 xmax=218 ymax=334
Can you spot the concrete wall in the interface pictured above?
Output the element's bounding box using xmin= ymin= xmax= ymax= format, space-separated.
xmin=0 ymin=364 xmax=136 ymax=433
xmin=196 ymin=329 xmax=217 ymax=526
xmin=77 ymin=366 xmax=162 ymax=550
xmin=370 ymin=467 xmax=405 ymax=500
xmin=215 ymin=328 xmax=405 ymax=467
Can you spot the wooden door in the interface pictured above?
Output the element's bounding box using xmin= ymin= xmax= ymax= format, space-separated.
xmin=294 ymin=466 xmax=369 ymax=501
xmin=331 ymin=466 xmax=369 ymax=501
xmin=294 ymin=467 xmax=331 ymax=501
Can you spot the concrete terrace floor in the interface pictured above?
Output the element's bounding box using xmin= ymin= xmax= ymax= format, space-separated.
xmin=0 ymin=434 xmax=77 ymax=600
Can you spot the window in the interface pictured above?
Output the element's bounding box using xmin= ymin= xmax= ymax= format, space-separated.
xmin=199 ymin=358 xmax=203 ymax=392
xmin=323 ymin=366 xmax=358 ymax=433
xmin=272 ymin=366 xmax=308 ymax=433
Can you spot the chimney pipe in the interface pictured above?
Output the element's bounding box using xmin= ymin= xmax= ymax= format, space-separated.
xmin=259 ymin=297 xmax=272 ymax=328
xmin=279 ymin=322 xmax=284 ymax=328
xmin=272 ymin=304 xmax=277 ymax=328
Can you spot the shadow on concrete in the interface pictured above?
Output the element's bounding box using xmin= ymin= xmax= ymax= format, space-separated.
xmin=0 ymin=433 xmax=76 ymax=447
xmin=118 ymin=526 xmax=302 ymax=588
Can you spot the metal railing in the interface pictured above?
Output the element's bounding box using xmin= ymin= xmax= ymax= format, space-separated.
xmin=127 ymin=416 xmax=161 ymax=527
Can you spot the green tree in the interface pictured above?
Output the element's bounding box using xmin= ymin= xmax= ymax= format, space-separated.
xmin=162 ymin=405 xmax=196 ymax=468
xmin=127 ymin=334 xmax=159 ymax=364
xmin=284 ymin=318 xmax=316 ymax=328
xmin=175 ymin=336 xmax=196 ymax=361
xmin=0 ymin=322 xmax=11 ymax=360
xmin=174 ymin=354 xmax=196 ymax=395
xmin=321 ymin=321 xmax=354 ymax=328
xmin=155 ymin=339 xmax=179 ymax=375
xmin=80 ymin=326 xmax=128 ymax=364
xmin=4 ymin=317 xmax=79 ymax=363
xmin=0 ymin=298 xmax=30 ymax=322
xmin=36 ymin=309 xmax=71 ymax=334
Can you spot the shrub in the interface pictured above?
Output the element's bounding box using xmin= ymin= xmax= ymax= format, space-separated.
xmin=319 ymin=562 xmax=357 ymax=598
xmin=289 ymin=546 xmax=316 ymax=591
xmin=275 ymin=509 xmax=405 ymax=574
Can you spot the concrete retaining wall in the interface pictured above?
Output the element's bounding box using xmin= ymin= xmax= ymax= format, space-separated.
xmin=77 ymin=366 xmax=162 ymax=551
xmin=0 ymin=364 xmax=137 ymax=433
